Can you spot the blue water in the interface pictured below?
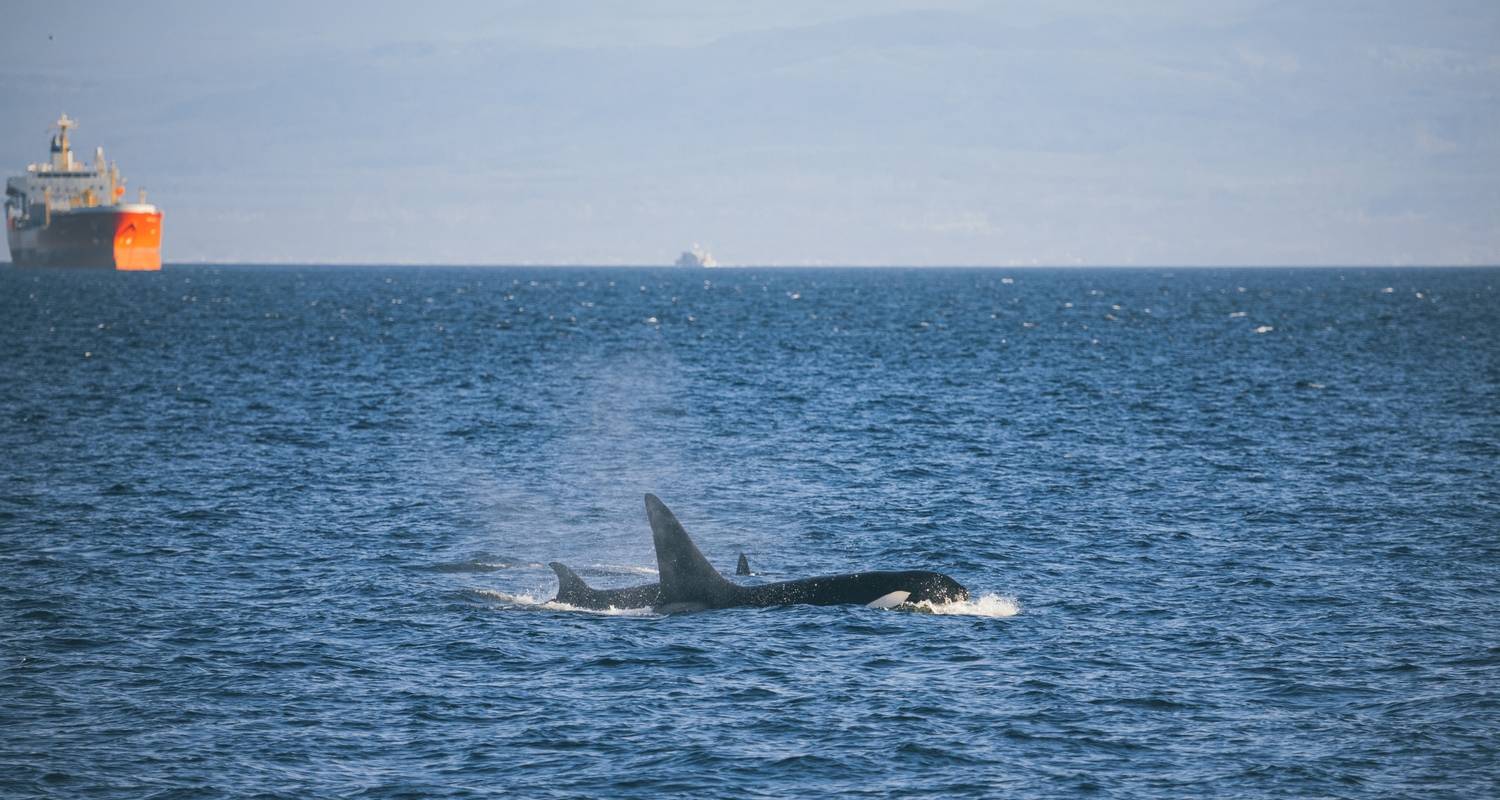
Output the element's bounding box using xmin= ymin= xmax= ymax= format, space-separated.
xmin=2 ymin=265 xmax=1498 ymax=798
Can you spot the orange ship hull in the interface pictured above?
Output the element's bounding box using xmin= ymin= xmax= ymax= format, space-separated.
xmin=6 ymin=206 xmax=162 ymax=270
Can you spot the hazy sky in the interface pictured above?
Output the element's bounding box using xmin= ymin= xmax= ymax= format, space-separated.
xmin=4 ymin=1 xmax=1497 ymax=265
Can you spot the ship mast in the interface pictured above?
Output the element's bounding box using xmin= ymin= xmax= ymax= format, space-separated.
xmin=51 ymin=113 xmax=77 ymax=171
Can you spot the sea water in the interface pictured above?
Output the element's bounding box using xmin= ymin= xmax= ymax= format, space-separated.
xmin=2 ymin=266 xmax=1497 ymax=798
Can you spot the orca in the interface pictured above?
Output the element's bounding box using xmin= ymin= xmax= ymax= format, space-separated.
xmin=645 ymin=493 xmax=968 ymax=613
xmin=548 ymin=562 xmax=660 ymax=610
xmin=549 ymin=552 xmax=753 ymax=610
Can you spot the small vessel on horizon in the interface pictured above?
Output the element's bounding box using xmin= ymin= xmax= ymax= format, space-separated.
xmin=5 ymin=114 xmax=163 ymax=270
xmin=674 ymin=243 xmax=717 ymax=268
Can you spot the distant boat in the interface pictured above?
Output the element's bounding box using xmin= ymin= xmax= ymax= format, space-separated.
xmin=674 ymin=244 xmax=717 ymax=268
xmin=5 ymin=114 xmax=163 ymax=270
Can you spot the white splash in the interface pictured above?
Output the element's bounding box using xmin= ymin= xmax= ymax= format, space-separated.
xmin=548 ymin=602 xmax=658 ymax=617
xmin=913 ymin=593 xmax=1022 ymax=618
xmin=473 ymin=588 xmax=543 ymax=605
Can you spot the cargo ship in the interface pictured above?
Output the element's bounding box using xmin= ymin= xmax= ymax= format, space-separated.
xmin=5 ymin=114 xmax=162 ymax=270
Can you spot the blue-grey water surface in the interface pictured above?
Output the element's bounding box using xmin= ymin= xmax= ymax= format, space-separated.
xmin=2 ymin=266 xmax=1498 ymax=798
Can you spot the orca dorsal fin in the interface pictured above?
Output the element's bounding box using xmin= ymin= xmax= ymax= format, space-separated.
xmin=548 ymin=561 xmax=593 ymax=605
xmin=646 ymin=494 xmax=736 ymax=608
xmin=736 ymin=553 xmax=751 ymax=576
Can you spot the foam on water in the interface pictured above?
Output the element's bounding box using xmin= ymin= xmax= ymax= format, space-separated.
xmin=914 ymin=593 xmax=1023 ymax=618
xmin=548 ymin=602 xmax=660 ymax=618
xmin=472 ymin=588 xmax=542 ymax=605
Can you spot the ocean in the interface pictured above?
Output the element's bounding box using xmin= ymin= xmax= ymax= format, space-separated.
xmin=2 ymin=265 xmax=1497 ymax=798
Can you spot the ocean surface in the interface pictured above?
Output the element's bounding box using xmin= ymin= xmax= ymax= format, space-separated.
xmin=2 ymin=265 xmax=1498 ymax=798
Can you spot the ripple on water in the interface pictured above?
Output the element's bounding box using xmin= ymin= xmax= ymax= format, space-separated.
xmin=2 ymin=266 xmax=1498 ymax=799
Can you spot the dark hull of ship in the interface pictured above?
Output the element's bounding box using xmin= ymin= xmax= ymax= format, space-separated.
xmin=6 ymin=207 xmax=162 ymax=270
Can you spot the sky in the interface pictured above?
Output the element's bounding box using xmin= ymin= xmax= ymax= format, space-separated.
xmin=3 ymin=0 xmax=1498 ymax=266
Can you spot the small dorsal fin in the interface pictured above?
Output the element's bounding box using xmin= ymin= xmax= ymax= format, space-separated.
xmin=646 ymin=494 xmax=735 ymax=608
xmin=736 ymin=553 xmax=751 ymax=576
xmin=548 ymin=561 xmax=592 ymax=605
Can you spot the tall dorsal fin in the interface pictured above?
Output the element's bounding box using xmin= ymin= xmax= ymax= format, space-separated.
xmin=548 ymin=561 xmax=593 ymax=605
xmin=736 ymin=553 xmax=752 ymax=576
xmin=646 ymin=494 xmax=735 ymax=608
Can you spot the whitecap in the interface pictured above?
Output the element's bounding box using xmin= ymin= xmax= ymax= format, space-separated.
xmin=1254 ymin=325 xmax=1274 ymax=334
xmin=1228 ymin=311 xmax=1247 ymax=318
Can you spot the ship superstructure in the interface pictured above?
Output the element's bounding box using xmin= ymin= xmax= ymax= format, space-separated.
xmin=5 ymin=114 xmax=162 ymax=269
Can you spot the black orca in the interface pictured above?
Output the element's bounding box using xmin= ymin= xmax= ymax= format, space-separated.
xmin=548 ymin=562 xmax=660 ymax=610
xmin=548 ymin=552 xmax=754 ymax=610
xmin=646 ymin=493 xmax=968 ymax=613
